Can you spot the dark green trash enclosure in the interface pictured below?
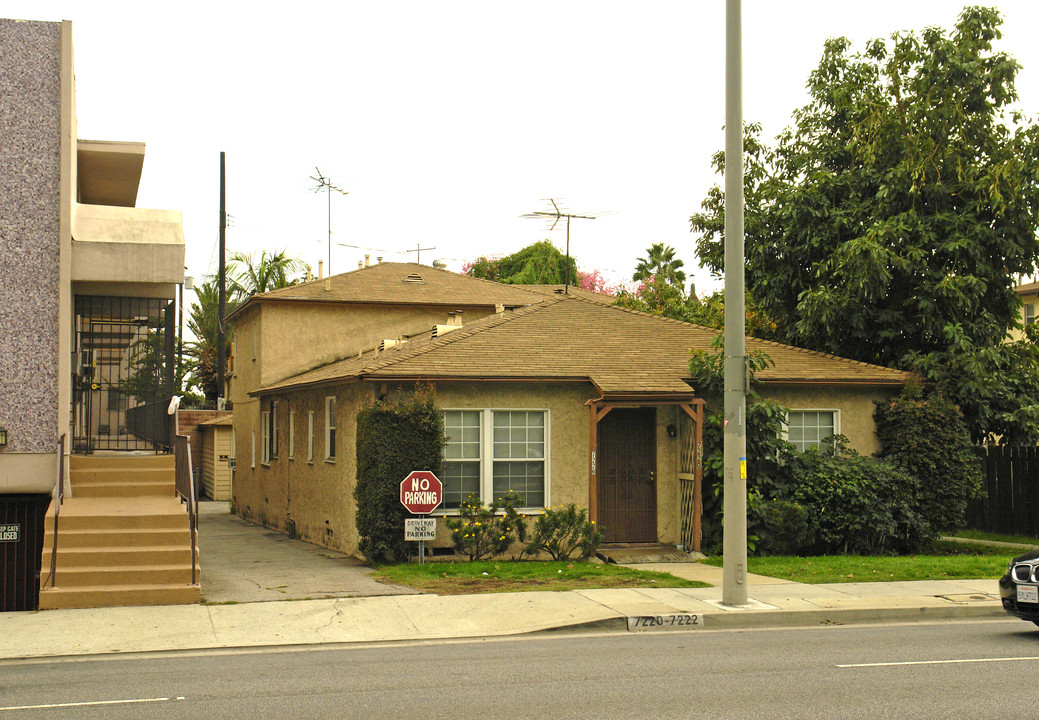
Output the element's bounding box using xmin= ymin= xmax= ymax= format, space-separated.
xmin=0 ymin=494 xmax=50 ymax=612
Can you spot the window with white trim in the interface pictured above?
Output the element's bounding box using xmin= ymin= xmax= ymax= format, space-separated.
xmin=441 ymin=409 xmax=547 ymax=509
xmin=307 ymin=411 xmax=314 ymax=463
xmin=1027 ymin=304 xmax=1036 ymax=325
xmin=786 ymin=410 xmax=838 ymax=453
xmin=288 ymin=411 xmax=295 ymax=459
xmin=325 ymin=396 xmax=337 ymax=461
xmin=261 ymin=409 xmax=271 ymax=464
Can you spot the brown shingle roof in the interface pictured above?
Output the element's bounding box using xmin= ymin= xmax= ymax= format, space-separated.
xmin=256 ymin=296 xmax=909 ymax=397
xmin=228 ymin=262 xmax=547 ymax=321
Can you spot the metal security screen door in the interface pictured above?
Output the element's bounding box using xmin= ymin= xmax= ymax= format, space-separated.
xmin=597 ymin=408 xmax=657 ymax=542
xmin=73 ymin=296 xmax=174 ymax=452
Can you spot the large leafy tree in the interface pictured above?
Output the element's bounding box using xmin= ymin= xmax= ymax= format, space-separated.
xmin=691 ymin=7 xmax=1039 ymax=440
xmin=464 ymin=240 xmax=579 ymax=285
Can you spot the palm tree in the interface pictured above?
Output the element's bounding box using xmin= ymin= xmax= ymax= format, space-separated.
xmin=183 ymin=278 xmax=234 ymax=404
xmin=226 ymin=248 xmax=308 ymax=297
xmin=632 ymin=243 xmax=687 ymax=289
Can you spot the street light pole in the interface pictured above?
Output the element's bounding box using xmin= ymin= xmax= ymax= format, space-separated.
xmin=722 ymin=0 xmax=748 ymax=606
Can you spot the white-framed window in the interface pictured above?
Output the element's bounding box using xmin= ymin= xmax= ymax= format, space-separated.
xmin=325 ymin=396 xmax=337 ymax=461
xmin=288 ymin=411 xmax=295 ymax=459
xmin=261 ymin=409 xmax=271 ymax=464
xmin=1027 ymin=304 xmax=1036 ymax=325
xmin=261 ymin=399 xmax=279 ymax=463
xmin=308 ymin=411 xmax=314 ymax=463
xmin=441 ymin=409 xmax=548 ymax=509
xmin=785 ymin=410 xmax=839 ymax=453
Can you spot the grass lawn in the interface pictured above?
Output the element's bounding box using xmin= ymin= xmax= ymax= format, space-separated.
xmin=371 ymin=560 xmax=711 ymax=595
xmin=949 ymin=529 xmax=1039 ymax=546
xmin=702 ymin=540 xmax=1011 ymax=583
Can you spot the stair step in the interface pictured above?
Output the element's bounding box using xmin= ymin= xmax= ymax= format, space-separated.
xmin=43 ymin=546 xmax=196 ymax=568
xmin=39 ymin=583 xmax=201 ymax=609
xmin=43 ymin=564 xmax=198 ymax=587
xmin=71 ymin=467 xmax=174 ymax=484
xmin=70 ymin=454 xmax=174 ymax=470
xmin=70 ymin=481 xmax=176 ymax=498
xmin=44 ymin=527 xmax=190 ymax=548
xmin=55 ymin=512 xmax=189 ymax=531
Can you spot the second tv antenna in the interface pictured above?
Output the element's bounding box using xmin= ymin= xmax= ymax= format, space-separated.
xmin=522 ymin=199 xmax=606 ymax=293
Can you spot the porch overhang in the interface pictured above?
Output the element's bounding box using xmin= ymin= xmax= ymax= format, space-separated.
xmin=587 ymin=393 xmax=706 ymax=552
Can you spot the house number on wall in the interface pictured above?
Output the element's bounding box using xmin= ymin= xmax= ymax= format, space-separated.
xmin=591 ymin=450 xmax=596 ymax=475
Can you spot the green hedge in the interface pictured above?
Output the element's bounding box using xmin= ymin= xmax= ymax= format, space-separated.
xmin=874 ymin=379 xmax=982 ymax=533
xmin=355 ymin=385 xmax=444 ymax=564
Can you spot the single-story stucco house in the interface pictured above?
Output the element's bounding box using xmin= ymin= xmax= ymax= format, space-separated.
xmin=228 ymin=265 xmax=907 ymax=557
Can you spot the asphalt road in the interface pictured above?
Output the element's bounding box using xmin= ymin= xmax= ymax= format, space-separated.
xmin=1 ymin=618 xmax=1036 ymax=719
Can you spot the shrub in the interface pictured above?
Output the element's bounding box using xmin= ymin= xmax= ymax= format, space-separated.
xmin=446 ymin=493 xmax=527 ymax=561
xmin=524 ymin=504 xmax=604 ymax=560
xmin=355 ymin=385 xmax=444 ymax=564
xmin=785 ymin=442 xmax=932 ymax=555
xmin=874 ymin=379 xmax=982 ymax=533
xmin=757 ymin=499 xmax=810 ymax=556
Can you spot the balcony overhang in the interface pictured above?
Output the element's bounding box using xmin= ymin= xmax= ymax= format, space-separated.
xmin=77 ymin=140 xmax=145 ymax=207
xmin=72 ymin=203 xmax=185 ymax=300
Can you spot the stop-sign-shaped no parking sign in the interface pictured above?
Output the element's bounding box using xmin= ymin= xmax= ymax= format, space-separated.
xmin=400 ymin=471 xmax=443 ymax=514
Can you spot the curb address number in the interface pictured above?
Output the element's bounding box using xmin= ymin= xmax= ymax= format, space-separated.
xmin=627 ymin=613 xmax=702 ymax=631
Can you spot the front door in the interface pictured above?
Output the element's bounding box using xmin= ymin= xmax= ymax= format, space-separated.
xmin=597 ymin=408 xmax=656 ymax=542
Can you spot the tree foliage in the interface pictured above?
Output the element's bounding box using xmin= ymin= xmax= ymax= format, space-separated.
xmin=874 ymin=378 xmax=982 ymax=532
xmin=691 ymin=7 xmax=1039 ymax=440
xmin=465 ymin=240 xmax=579 ymax=285
xmin=227 ymin=248 xmax=308 ymax=298
xmin=355 ymin=385 xmax=444 ymax=564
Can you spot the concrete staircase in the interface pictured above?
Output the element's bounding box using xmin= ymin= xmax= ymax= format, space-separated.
xmin=39 ymin=454 xmax=201 ymax=609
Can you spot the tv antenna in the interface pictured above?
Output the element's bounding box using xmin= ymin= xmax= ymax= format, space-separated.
xmin=405 ymin=243 xmax=436 ymax=264
xmin=310 ymin=167 xmax=349 ymax=279
xmin=521 ymin=198 xmax=606 ymax=293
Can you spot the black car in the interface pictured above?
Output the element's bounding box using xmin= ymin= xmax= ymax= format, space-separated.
xmin=1000 ymin=549 xmax=1039 ymax=624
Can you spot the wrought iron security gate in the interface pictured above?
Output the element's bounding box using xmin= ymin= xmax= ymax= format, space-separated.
xmin=73 ymin=296 xmax=175 ymax=453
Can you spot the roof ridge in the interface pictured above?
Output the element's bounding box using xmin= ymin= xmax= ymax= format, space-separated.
xmin=359 ymin=298 xmax=561 ymax=374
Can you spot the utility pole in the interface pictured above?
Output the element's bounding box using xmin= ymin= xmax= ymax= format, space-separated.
xmin=722 ymin=0 xmax=748 ymax=606
xmin=217 ymin=151 xmax=227 ymax=410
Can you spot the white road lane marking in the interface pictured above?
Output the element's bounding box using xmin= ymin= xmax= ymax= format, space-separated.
xmin=0 ymin=696 xmax=185 ymax=711
xmin=839 ymin=656 xmax=1039 ymax=668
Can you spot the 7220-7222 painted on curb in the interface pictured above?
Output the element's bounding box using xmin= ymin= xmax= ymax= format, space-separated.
xmin=627 ymin=614 xmax=703 ymax=632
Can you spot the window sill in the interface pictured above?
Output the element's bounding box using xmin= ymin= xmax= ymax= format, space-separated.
xmin=325 ymin=458 xmax=336 ymax=465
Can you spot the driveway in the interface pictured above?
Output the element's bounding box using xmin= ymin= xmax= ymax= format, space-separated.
xmin=196 ymin=500 xmax=417 ymax=603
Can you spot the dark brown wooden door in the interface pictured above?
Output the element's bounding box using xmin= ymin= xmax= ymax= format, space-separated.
xmin=598 ymin=408 xmax=656 ymax=542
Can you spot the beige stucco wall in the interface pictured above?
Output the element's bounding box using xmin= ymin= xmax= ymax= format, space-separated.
xmin=237 ymin=379 xmax=701 ymax=556
xmin=758 ymin=384 xmax=899 ymax=456
xmin=234 ymin=381 xmax=370 ymax=554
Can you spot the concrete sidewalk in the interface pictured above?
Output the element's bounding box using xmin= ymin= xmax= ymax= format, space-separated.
xmin=0 ymin=503 xmax=1010 ymax=660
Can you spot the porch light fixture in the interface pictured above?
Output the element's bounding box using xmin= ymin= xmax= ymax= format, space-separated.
xmin=0 ymin=426 xmax=7 ymax=448
xmin=666 ymin=424 xmax=677 ymax=439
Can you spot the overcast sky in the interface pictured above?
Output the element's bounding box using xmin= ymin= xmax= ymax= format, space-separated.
xmin=11 ymin=1 xmax=1039 ymax=298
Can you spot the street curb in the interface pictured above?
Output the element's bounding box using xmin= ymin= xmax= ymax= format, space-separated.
xmin=540 ymin=603 xmax=1007 ymax=635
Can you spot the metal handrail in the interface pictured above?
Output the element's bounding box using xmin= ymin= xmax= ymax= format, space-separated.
xmin=42 ymin=434 xmax=66 ymax=590
xmin=174 ymin=434 xmax=199 ymax=586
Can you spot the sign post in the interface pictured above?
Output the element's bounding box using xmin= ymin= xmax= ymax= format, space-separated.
xmin=400 ymin=471 xmax=443 ymax=564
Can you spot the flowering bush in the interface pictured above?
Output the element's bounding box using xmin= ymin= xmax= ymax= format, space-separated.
xmin=524 ymin=504 xmax=603 ymax=561
xmin=446 ymin=492 xmax=527 ymax=561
